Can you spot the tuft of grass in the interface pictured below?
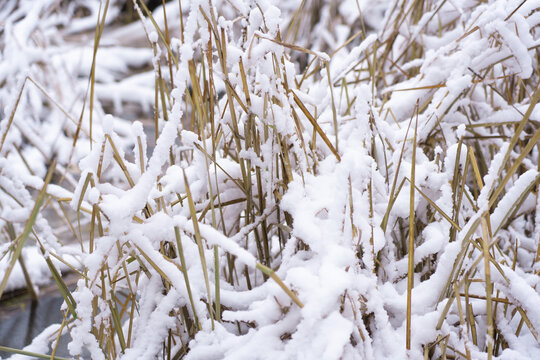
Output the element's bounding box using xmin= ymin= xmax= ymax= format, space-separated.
xmin=1 ymin=0 xmax=540 ymax=359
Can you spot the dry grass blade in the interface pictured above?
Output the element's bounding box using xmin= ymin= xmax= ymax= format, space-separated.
xmin=39 ymin=244 xmax=78 ymax=319
xmin=495 ymin=84 xmax=540 ymax=181
xmin=183 ymin=170 xmax=215 ymax=328
xmin=381 ymin=111 xmax=416 ymax=232
xmin=0 ymin=346 xmax=73 ymax=360
xmin=0 ymin=157 xmax=57 ymax=299
xmin=290 ymin=89 xmax=341 ymax=161
xmin=256 ymin=263 xmax=304 ymax=308
xmin=325 ymin=62 xmax=339 ymax=152
xmin=454 ymin=282 xmax=472 ymax=360
xmin=515 ymin=307 xmax=540 ymax=344
xmin=174 ymin=227 xmax=201 ymax=331
xmin=493 ymin=173 xmax=540 ymax=235
xmin=408 ymin=179 xmax=461 ymax=231
xmin=480 ymin=217 xmax=494 ymax=359
xmin=132 ymin=243 xmax=173 ymax=285
xmin=283 ymin=0 xmax=306 ymax=42
xmin=214 ymin=245 xmax=221 ymax=321
xmin=27 ymin=77 xmax=90 ymax=138
xmin=253 ymin=33 xmax=329 ymax=61
xmin=136 ymin=0 xmax=178 ymax=66
xmin=107 ymin=135 xmax=135 ymax=187
xmin=5 ymin=222 xmax=37 ymax=300
xmin=87 ymin=0 xmax=110 ymax=148
xmin=406 ymin=105 xmax=418 ymax=351
xmin=489 ymin=126 xmax=540 ymax=208
xmin=0 ymin=77 xmax=26 ymax=154
xmin=108 ymin=299 xmax=127 ymax=352
xmin=394 ymin=83 xmax=446 ymax=91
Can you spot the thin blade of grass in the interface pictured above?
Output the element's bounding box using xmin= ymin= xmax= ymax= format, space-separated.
xmin=183 ymin=170 xmax=215 ymax=328
xmin=174 ymin=226 xmax=201 ymax=331
xmin=0 ymin=77 xmax=26 ymax=154
xmin=406 ymin=104 xmax=418 ymax=351
xmin=381 ymin=111 xmax=416 ymax=231
xmin=0 ymin=346 xmax=73 ymax=360
xmin=0 ymin=157 xmax=56 ymax=299
xmin=34 ymin=229 xmax=78 ymax=319
xmin=290 ymin=89 xmax=341 ymax=161
xmin=480 ymin=217 xmax=494 ymax=359
xmin=256 ymin=263 xmax=303 ymax=308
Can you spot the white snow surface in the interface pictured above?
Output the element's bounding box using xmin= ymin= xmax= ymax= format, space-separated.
xmin=1 ymin=0 xmax=540 ymax=359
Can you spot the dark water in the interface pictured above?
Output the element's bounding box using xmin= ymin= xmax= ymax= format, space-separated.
xmin=0 ymin=280 xmax=77 ymax=359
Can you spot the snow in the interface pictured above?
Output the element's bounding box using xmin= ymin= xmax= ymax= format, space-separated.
xmin=68 ymin=285 xmax=105 ymax=360
xmin=148 ymin=31 xmax=159 ymax=44
xmin=0 ymin=245 xmax=77 ymax=293
xmin=1 ymin=0 xmax=540 ymax=359
xmin=8 ymin=324 xmax=63 ymax=360
xmin=491 ymin=170 xmax=540 ymax=234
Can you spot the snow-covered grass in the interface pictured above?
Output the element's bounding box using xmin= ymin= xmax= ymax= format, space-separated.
xmin=1 ymin=0 xmax=540 ymax=359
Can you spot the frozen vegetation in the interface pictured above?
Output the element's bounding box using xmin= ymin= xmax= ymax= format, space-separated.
xmin=1 ymin=0 xmax=540 ymax=359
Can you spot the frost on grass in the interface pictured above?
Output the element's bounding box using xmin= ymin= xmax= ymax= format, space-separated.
xmin=1 ymin=0 xmax=540 ymax=359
